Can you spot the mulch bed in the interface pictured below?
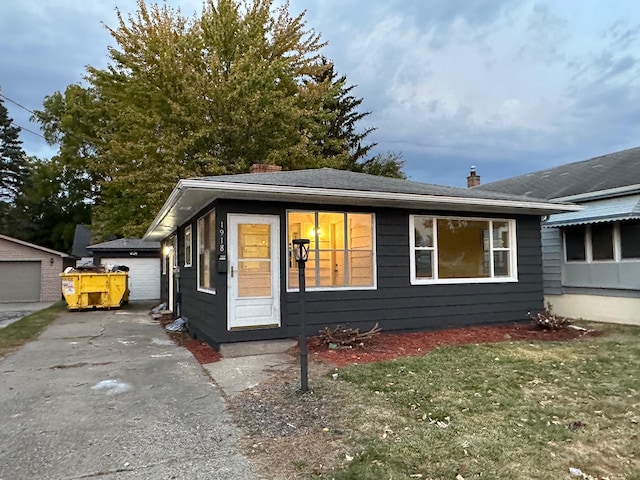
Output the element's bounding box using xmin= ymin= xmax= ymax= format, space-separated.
xmin=156 ymin=317 xmax=222 ymax=364
xmin=154 ymin=312 xmax=602 ymax=367
xmin=307 ymin=323 xmax=603 ymax=367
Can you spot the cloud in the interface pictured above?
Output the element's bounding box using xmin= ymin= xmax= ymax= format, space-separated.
xmin=3 ymin=0 xmax=640 ymax=186
xmin=291 ymin=0 xmax=640 ymax=184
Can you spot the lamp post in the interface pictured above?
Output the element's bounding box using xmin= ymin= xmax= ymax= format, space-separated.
xmin=292 ymin=238 xmax=310 ymax=393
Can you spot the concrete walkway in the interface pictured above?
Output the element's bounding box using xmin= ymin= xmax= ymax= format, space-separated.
xmin=0 ymin=304 xmax=257 ymax=480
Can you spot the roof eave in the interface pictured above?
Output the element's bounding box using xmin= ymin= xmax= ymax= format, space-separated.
xmin=555 ymin=183 xmax=640 ymax=202
xmin=143 ymin=179 xmax=581 ymax=241
xmin=0 ymin=233 xmax=72 ymax=258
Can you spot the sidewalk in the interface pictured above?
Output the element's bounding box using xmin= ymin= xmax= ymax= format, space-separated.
xmin=0 ymin=304 xmax=257 ymax=480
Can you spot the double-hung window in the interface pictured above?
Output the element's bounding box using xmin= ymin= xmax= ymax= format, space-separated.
xmin=197 ymin=210 xmax=216 ymax=293
xmin=184 ymin=225 xmax=193 ymax=267
xmin=287 ymin=211 xmax=375 ymax=290
xmin=410 ymin=216 xmax=517 ymax=284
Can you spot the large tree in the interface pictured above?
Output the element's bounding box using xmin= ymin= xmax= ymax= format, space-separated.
xmin=10 ymin=157 xmax=92 ymax=253
xmin=0 ymin=91 xmax=27 ymax=206
xmin=34 ymin=0 xmax=403 ymax=238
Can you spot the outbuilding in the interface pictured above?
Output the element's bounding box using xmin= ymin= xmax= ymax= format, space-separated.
xmin=87 ymin=238 xmax=161 ymax=301
xmin=143 ymin=166 xmax=577 ymax=348
xmin=0 ymin=234 xmax=73 ymax=303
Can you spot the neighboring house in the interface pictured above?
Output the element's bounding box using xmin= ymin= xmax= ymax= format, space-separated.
xmin=71 ymin=224 xmax=93 ymax=266
xmin=87 ymin=239 xmax=161 ymax=301
xmin=143 ymin=165 xmax=576 ymax=348
xmin=476 ymin=147 xmax=640 ymax=325
xmin=0 ymin=234 xmax=74 ymax=303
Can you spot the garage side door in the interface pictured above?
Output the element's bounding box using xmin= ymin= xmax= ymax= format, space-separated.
xmin=108 ymin=258 xmax=160 ymax=301
xmin=0 ymin=261 xmax=41 ymax=302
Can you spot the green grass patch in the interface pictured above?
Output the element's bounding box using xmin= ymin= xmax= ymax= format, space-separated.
xmin=325 ymin=324 xmax=640 ymax=480
xmin=0 ymin=302 xmax=67 ymax=358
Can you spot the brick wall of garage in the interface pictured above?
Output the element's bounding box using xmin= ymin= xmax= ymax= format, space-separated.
xmin=0 ymin=238 xmax=65 ymax=302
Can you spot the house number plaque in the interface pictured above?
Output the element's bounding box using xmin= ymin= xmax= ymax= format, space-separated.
xmin=217 ymin=219 xmax=227 ymax=272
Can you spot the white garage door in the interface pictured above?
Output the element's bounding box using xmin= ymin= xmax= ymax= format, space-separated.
xmin=0 ymin=261 xmax=42 ymax=302
xmin=108 ymin=258 xmax=160 ymax=301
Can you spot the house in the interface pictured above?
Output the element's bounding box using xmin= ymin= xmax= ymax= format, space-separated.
xmin=142 ymin=165 xmax=577 ymax=348
xmin=87 ymin=238 xmax=161 ymax=301
xmin=0 ymin=234 xmax=74 ymax=303
xmin=476 ymin=147 xmax=640 ymax=325
xmin=71 ymin=224 xmax=93 ymax=266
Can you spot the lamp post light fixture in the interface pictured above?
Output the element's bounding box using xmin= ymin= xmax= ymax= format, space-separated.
xmin=292 ymin=238 xmax=310 ymax=393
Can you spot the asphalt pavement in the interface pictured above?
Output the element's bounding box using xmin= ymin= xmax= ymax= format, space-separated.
xmin=0 ymin=303 xmax=257 ymax=480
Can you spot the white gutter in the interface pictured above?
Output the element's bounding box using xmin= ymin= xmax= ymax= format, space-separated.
xmin=143 ymin=183 xmax=185 ymax=239
xmin=179 ymin=178 xmax=581 ymax=211
xmin=555 ymin=183 xmax=640 ymax=202
xmin=144 ymin=178 xmax=581 ymax=239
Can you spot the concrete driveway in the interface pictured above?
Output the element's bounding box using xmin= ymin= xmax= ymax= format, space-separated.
xmin=0 ymin=302 xmax=57 ymax=329
xmin=0 ymin=303 xmax=257 ymax=480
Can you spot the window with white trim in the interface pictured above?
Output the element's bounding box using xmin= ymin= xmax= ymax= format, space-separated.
xmin=564 ymin=220 xmax=640 ymax=262
xmin=184 ymin=225 xmax=193 ymax=267
xmin=197 ymin=210 xmax=216 ymax=292
xmin=410 ymin=216 xmax=517 ymax=283
xmin=287 ymin=211 xmax=375 ymax=290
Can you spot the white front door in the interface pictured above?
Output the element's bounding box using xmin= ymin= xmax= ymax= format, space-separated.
xmin=168 ymin=246 xmax=175 ymax=311
xmin=227 ymin=214 xmax=280 ymax=330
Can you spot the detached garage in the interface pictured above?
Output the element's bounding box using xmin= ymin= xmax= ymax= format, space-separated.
xmin=88 ymin=239 xmax=161 ymax=301
xmin=0 ymin=234 xmax=73 ymax=303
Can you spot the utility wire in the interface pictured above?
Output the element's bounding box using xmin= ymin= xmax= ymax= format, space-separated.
xmin=10 ymin=122 xmax=47 ymax=140
xmin=0 ymin=93 xmax=37 ymax=115
xmin=1 ymin=93 xmax=47 ymax=139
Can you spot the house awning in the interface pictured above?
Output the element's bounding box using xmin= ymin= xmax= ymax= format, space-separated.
xmin=544 ymin=194 xmax=640 ymax=227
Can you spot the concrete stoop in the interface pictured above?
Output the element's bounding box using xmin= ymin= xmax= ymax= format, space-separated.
xmin=219 ymin=338 xmax=297 ymax=358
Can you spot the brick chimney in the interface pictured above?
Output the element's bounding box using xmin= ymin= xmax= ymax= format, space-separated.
xmin=249 ymin=163 xmax=283 ymax=174
xmin=467 ymin=166 xmax=481 ymax=187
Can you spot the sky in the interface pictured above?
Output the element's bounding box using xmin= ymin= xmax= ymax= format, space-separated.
xmin=2 ymin=0 xmax=640 ymax=187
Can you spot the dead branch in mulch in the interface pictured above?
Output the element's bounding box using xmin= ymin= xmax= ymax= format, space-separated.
xmin=531 ymin=305 xmax=573 ymax=330
xmin=307 ymin=322 xmax=603 ymax=367
xmin=315 ymin=322 xmax=381 ymax=348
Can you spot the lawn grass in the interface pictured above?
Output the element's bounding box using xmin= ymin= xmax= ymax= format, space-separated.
xmin=0 ymin=302 xmax=67 ymax=358
xmin=324 ymin=323 xmax=640 ymax=480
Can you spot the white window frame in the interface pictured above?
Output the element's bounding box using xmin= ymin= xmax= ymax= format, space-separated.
xmin=197 ymin=209 xmax=216 ymax=294
xmin=162 ymin=241 xmax=168 ymax=275
xmin=409 ymin=215 xmax=518 ymax=285
xmin=184 ymin=225 xmax=193 ymax=267
xmin=286 ymin=210 xmax=377 ymax=292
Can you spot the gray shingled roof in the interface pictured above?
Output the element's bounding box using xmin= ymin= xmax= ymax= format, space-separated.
xmin=71 ymin=224 xmax=92 ymax=258
xmin=196 ymin=168 xmax=552 ymax=202
xmin=144 ymin=167 xmax=579 ymax=241
xmin=87 ymin=238 xmax=160 ymax=251
xmin=476 ymin=147 xmax=640 ymax=200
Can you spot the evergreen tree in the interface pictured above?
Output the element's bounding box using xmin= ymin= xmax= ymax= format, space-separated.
xmin=0 ymin=91 xmax=27 ymax=205
xmin=311 ymin=58 xmax=376 ymax=166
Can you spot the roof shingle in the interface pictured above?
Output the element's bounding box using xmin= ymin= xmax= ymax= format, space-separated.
xmin=475 ymin=147 xmax=640 ymax=200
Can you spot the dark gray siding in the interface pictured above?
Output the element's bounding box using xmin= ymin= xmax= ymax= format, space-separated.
xmin=168 ymin=199 xmax=546 ymax=347
xmin=285 ymin=211 xmax=543 ymax=336
xmin=541 ymin=226 xmax=563 ymax=295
